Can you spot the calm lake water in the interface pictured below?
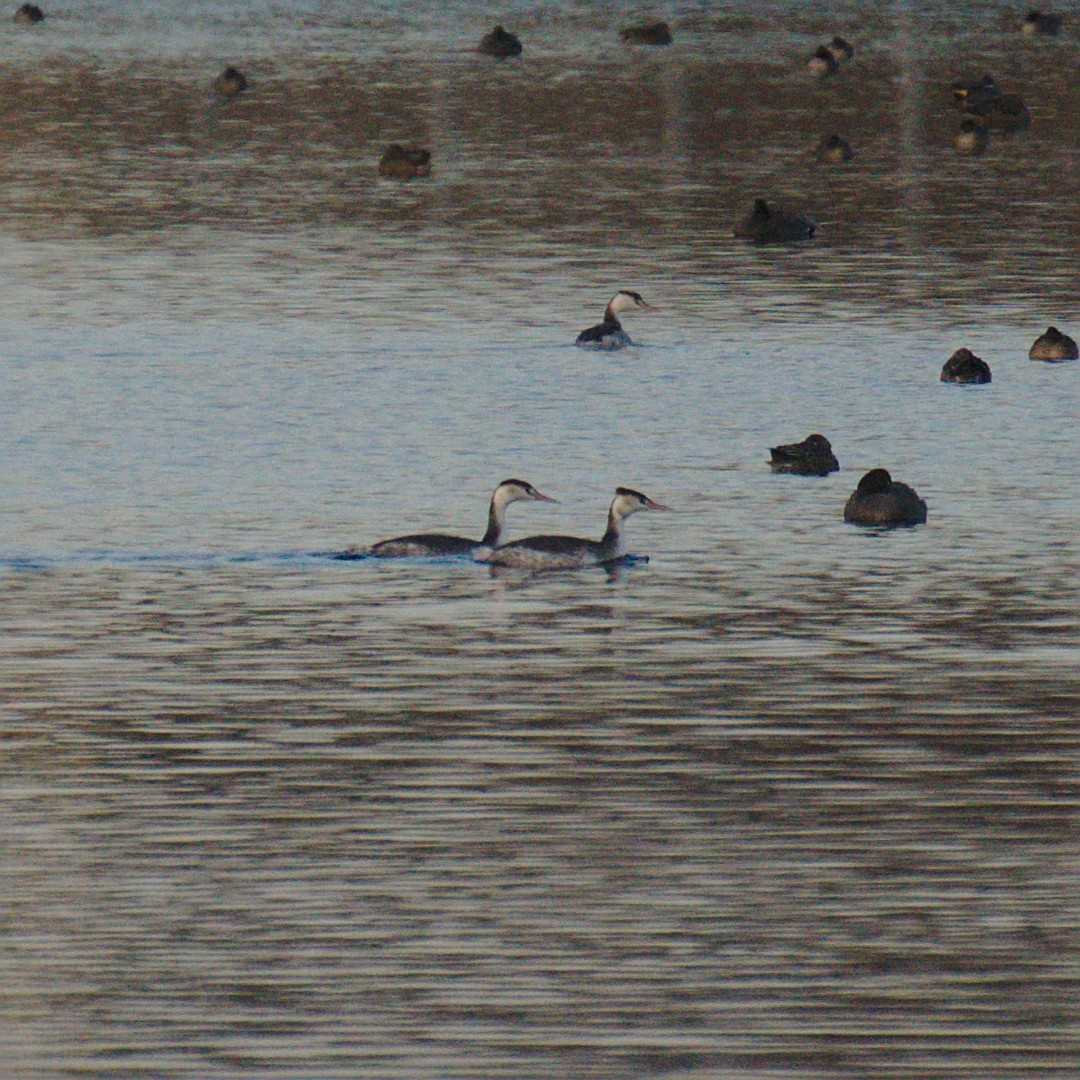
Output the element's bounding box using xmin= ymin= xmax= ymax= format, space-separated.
xmin=2 ymin=2 xmax=1079 ymax=1077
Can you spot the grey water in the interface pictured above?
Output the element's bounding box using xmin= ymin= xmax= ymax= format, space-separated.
xmin=2 ymin=1 xmax=1079 ymax=1077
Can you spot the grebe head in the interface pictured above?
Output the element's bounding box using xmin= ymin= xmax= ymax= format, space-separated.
xmin=494 ymin=478 xmax=558 ymax=507
xmin=606 ymin=290 xmax=650 ymax=318
xmin=611 ymin=486 xmax=671 ymax=521
xmin=856 ymin=469 xmax=893 ymax=496
xmin=803 ymin=434 xmax=833 ymax=453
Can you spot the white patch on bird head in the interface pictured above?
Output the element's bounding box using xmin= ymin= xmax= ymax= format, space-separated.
xmin=493 ymin=479 xmax=556 ymax=508
xmin=611 ymin=487 xmax=671 ymax=520
xmin=607 ymin=290 xmax=648 ymax=317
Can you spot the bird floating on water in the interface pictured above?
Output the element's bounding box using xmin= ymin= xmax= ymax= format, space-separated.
xmin=734 ymin=199 xmax=816 ymax=243
xmin=1029 ymin=326 xmax=1078 ymax=362
xmin=378 ymin=145 xmax=432 ymax=180
xmin=575 ymin=290 xmax=650 ymax=350
xmin=816 ymin=134 xmax=853 ymax=163
xmin=826 ymin=36 xmax=854 ymax=63
xmin=940 ymin=348 xmax=992 ymax=384
xmin=14 ymin=3 xmax=44 ymax=23
xmin=364 ymin=479 xmax=556 ymax=559
xmin=480 ymin=487 xmax=670 ymax=571
xmin=479 ymin=25 xmax=522 ymax=58
xmin=769 ymin=434 xmax=839 ymax=476
xmin=213 ymin=67 xmax=248 ymax=99
xmin=1021 ymin=10 xmax=1062 ymax=35
xmin=844 ymin=469 xmax=927 ymax=527
xmin=952 ymin=74 xmax=1030 ymax=131
xmin=955 ymin=119 xmax=990 ymax=155
xmin=620 ymin=21 xmax=673 ymax=46
xmin=807 ymin=45 xmax=839 ymax=77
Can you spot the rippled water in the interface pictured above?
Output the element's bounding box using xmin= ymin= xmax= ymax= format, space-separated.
xmin=2 ymin=2 xmax=1079 ymax=1077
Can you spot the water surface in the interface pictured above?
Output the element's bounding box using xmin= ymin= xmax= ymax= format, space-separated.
xmin=2 ymin=2 xmax=1079 ymax=1077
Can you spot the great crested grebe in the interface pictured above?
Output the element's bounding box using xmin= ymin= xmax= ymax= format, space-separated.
xmin=480 ymin=487 xmax=670 ymax=570
xmin=940 ymin=348 xmax=992 ymax=384
xmin=575 ymin=290 xmax=650 ymax=350
xmin=366 ymin=479 xmax=556 ymax=558
xmin=1029 ymin=326 xmax=1078 ymax=361
xmin=479 ymin=25 xmax=522 ymax=58
xmin=734 ymin=199 xmax=816 ymax=243
xmin=14 ymin=3 xmax=43 ymax=22
xmin=769 ymin=433 xmax=839 ymax=476
xmin=378 ymin=144 xmax=432 ymax=179
xmin=213 ymin=67 xmax=248 ymax=99
xmin=844 ymin=469 xmax=927 ymax=527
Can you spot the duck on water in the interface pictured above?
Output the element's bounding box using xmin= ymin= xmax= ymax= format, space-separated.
xmin=843 ymin=469 xmax=927 ymax=527
xmin=480 ymin=487 xmax=670 ymax=570
xmin=361 ymin=479 xmax=556 ymax=558
xmin=576 ymin=290 xmax=650 ymax=350
xmin=734 ymin=199 xmax=816 ymax=243
xmin=769 ymin=434 xmax=839 ymax=476
xmin=1029 ymin=326 xmax=1078 ymax=361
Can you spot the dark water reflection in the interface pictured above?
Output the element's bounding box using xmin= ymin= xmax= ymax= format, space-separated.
xmin=2 ymin=2 xmax=1080 ymax=1077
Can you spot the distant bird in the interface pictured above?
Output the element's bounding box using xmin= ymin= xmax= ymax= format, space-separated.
xmin=953 ymin=75 xmax=1029 ymax=131
xmin=955 ymin=119 xmax=990 ymax=155
xmin=378 ymin=145 xmax=432 ymax=180
xmin=940 ymin=348 xmax=992 ymax=384
xmin=826 ymin=36 xmax=854 ymax=63
xmin=478 ymin=24 xmax=522 ymax=58
xmin=769 ymin=434 xmax=839 ymax=476
xmin=952 ymin=73 xmax=1000 ymax=106
xmin=734 ymin=199 xmax=816 ymax=243
xmin=816 ymin=134 xmax=854 ymax=162
xmin=14 ymin=3 xmax=44 ymax=23
xmin=844 ymin=469 xmax=927 ymax=527
xmin=1021 ymin=10 xmax=1062 ymax=35
xmin=807 ymin=45 xmax=839 ymax=77
xmin=1029 ymin=326 xmax=1078 ymax=361
xmin=213 ymin=67 xmax=248 ymax=99
xmin=620 ymin=21 xmax=673 ymax=46
xmin=963 ymin=92 xmax=1031 ymax=132
xmin=575 ymin=290 xmax=650 ymax=350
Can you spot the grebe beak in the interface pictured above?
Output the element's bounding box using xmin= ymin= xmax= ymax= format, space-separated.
xmin=532 ymin=489 xmax=559 ymax=503
xmin=643 ymin=497 xmax=671 ymax=511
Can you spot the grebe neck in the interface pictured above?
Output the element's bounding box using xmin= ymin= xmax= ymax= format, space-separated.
xmin=600 ymin=506 xmax=627 ymax=556
xmin=480 ymin=494 xmax=507 ymax=547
